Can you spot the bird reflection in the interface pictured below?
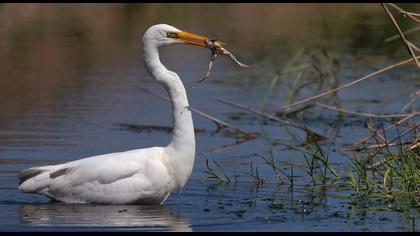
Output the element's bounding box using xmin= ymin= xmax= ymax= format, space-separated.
xmin=18 ymin=203 xmax=192 ymax=232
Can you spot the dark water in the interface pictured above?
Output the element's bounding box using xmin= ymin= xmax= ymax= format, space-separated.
xmin=0 ymin=3 xmax=419 ymax=231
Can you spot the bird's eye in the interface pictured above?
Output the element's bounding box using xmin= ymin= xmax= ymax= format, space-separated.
xmin=167 ymin=32 xmax=179 ymax=38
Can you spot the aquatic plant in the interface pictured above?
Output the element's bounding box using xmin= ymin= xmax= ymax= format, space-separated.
xmin=346 ymin=142 xmax=420 ymax=206
xmin=244 ymin=162 xmax=264 ymax=186
xmin=204 ymin=159 xmax=231 ymax=184
xmin=200 ymin=2 xmax=420 ymax=215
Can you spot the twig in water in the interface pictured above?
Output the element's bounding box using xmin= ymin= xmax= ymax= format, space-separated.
xmin=275 ymin=103 xmax=315 ymax=117
xmin=387 ymin=3 xmax=420 ymax=24
xmin=132 ymin=84 xmax=255 ymax=138
xmin=407 ymin=42 xmax=420 ymax=54
xmin=382 ymin=3 xmax=420 ymax=69
xmin=315 ymin=102 xmax=414 ymax=118
xmin=275 ymin=56 xmax=420 ymax=112
xmin=366 ymin=123 xmax=387 ymax=143
xmin=384 ymin=26 xmax=420 ymax=43
xmin=353 ymin=140 xmax=417 ymax=152
xmin=409 ymin=139 xmax=420 ymax=150
xmin=399 ymin=90 xmax=420 ymax=113
xmin=217 ymin=98 xmax=327 ymax=141
xmin=341 ymin=113 xmax=419 ymax=152
xmin=206 ymin=138 xmax=252 ymax=154
xmin=367 ymin=122 xmax=420 ymax=169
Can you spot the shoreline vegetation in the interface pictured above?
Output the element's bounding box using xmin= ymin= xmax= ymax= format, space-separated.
xmin=197 ymin=3 xmax=420 ymax=210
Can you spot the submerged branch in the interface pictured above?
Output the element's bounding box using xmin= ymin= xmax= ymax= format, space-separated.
xmin=275 ymin=56 xmax=420 ymax=112
xmin=367 ymin=122 xmax=420 ymax=170
xmin=315 ymin=102 xmax=414 ymax=118
xmin=351 ymin=140 xmax=416 ymax=152
xmin=388 ymin=3 xmax=420 ymax=24
xmin=382 ymin=3 xmax=420 ymax=69
xmin=132 ymin=84 xmax=255 ymax=138
xmin=217 ymin=98 xmax=327 ymax=141
xmin=341 ymin=113 xmax=419 ymax=152
xmin=385 ymin=26 xmax=420 ymax=43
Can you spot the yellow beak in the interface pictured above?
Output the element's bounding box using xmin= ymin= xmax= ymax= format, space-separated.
xmin=175 ymin=31 xmax=226 ymax=49
xmin=176 ymin=31 xmax=209 ymax=47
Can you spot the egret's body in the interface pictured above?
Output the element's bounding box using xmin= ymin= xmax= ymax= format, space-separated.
xmin=17 ymin=24 xmax=209 ymax=205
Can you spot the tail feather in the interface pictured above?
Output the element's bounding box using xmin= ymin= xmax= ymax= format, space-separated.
xmin=17 ymin=168 xmax=47 ymax=185
xmin=17 ymin=167 xmax=51 ymax=192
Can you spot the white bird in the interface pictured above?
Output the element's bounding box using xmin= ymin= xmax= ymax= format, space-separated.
xmin=17 ymin=24 xmax=214 ymax=205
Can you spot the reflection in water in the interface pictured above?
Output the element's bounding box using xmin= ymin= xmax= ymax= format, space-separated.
xmin=19 ymin=203 xmax=192 ymax=231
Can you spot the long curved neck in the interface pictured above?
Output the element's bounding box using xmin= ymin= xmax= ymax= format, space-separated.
xmin=143 ymin=43 xmax=196 ymax=189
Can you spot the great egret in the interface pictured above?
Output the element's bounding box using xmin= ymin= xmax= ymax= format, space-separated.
xmin=17 ymin=24 xmax=214 ymax=205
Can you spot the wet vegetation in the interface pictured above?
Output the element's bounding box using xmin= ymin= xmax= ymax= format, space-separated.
xmin=200 ymin=2 xmax=420 ymax=216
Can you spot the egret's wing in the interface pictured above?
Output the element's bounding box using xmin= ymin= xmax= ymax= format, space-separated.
xmin=55 ymin=148 xmax=164 ymax=187
xmin=18 ymin=147 xmax=169 ymax=204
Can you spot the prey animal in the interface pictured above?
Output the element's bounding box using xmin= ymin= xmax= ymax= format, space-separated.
xmin=198 ymin=38 xmax=250 ymax=82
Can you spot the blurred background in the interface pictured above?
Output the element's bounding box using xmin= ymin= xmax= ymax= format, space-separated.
xmin=0 ymin=3 xmax=419 ymax=129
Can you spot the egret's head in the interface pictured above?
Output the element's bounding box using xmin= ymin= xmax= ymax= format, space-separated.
xmin=143 ymin=24 xmax=214 ymax=48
